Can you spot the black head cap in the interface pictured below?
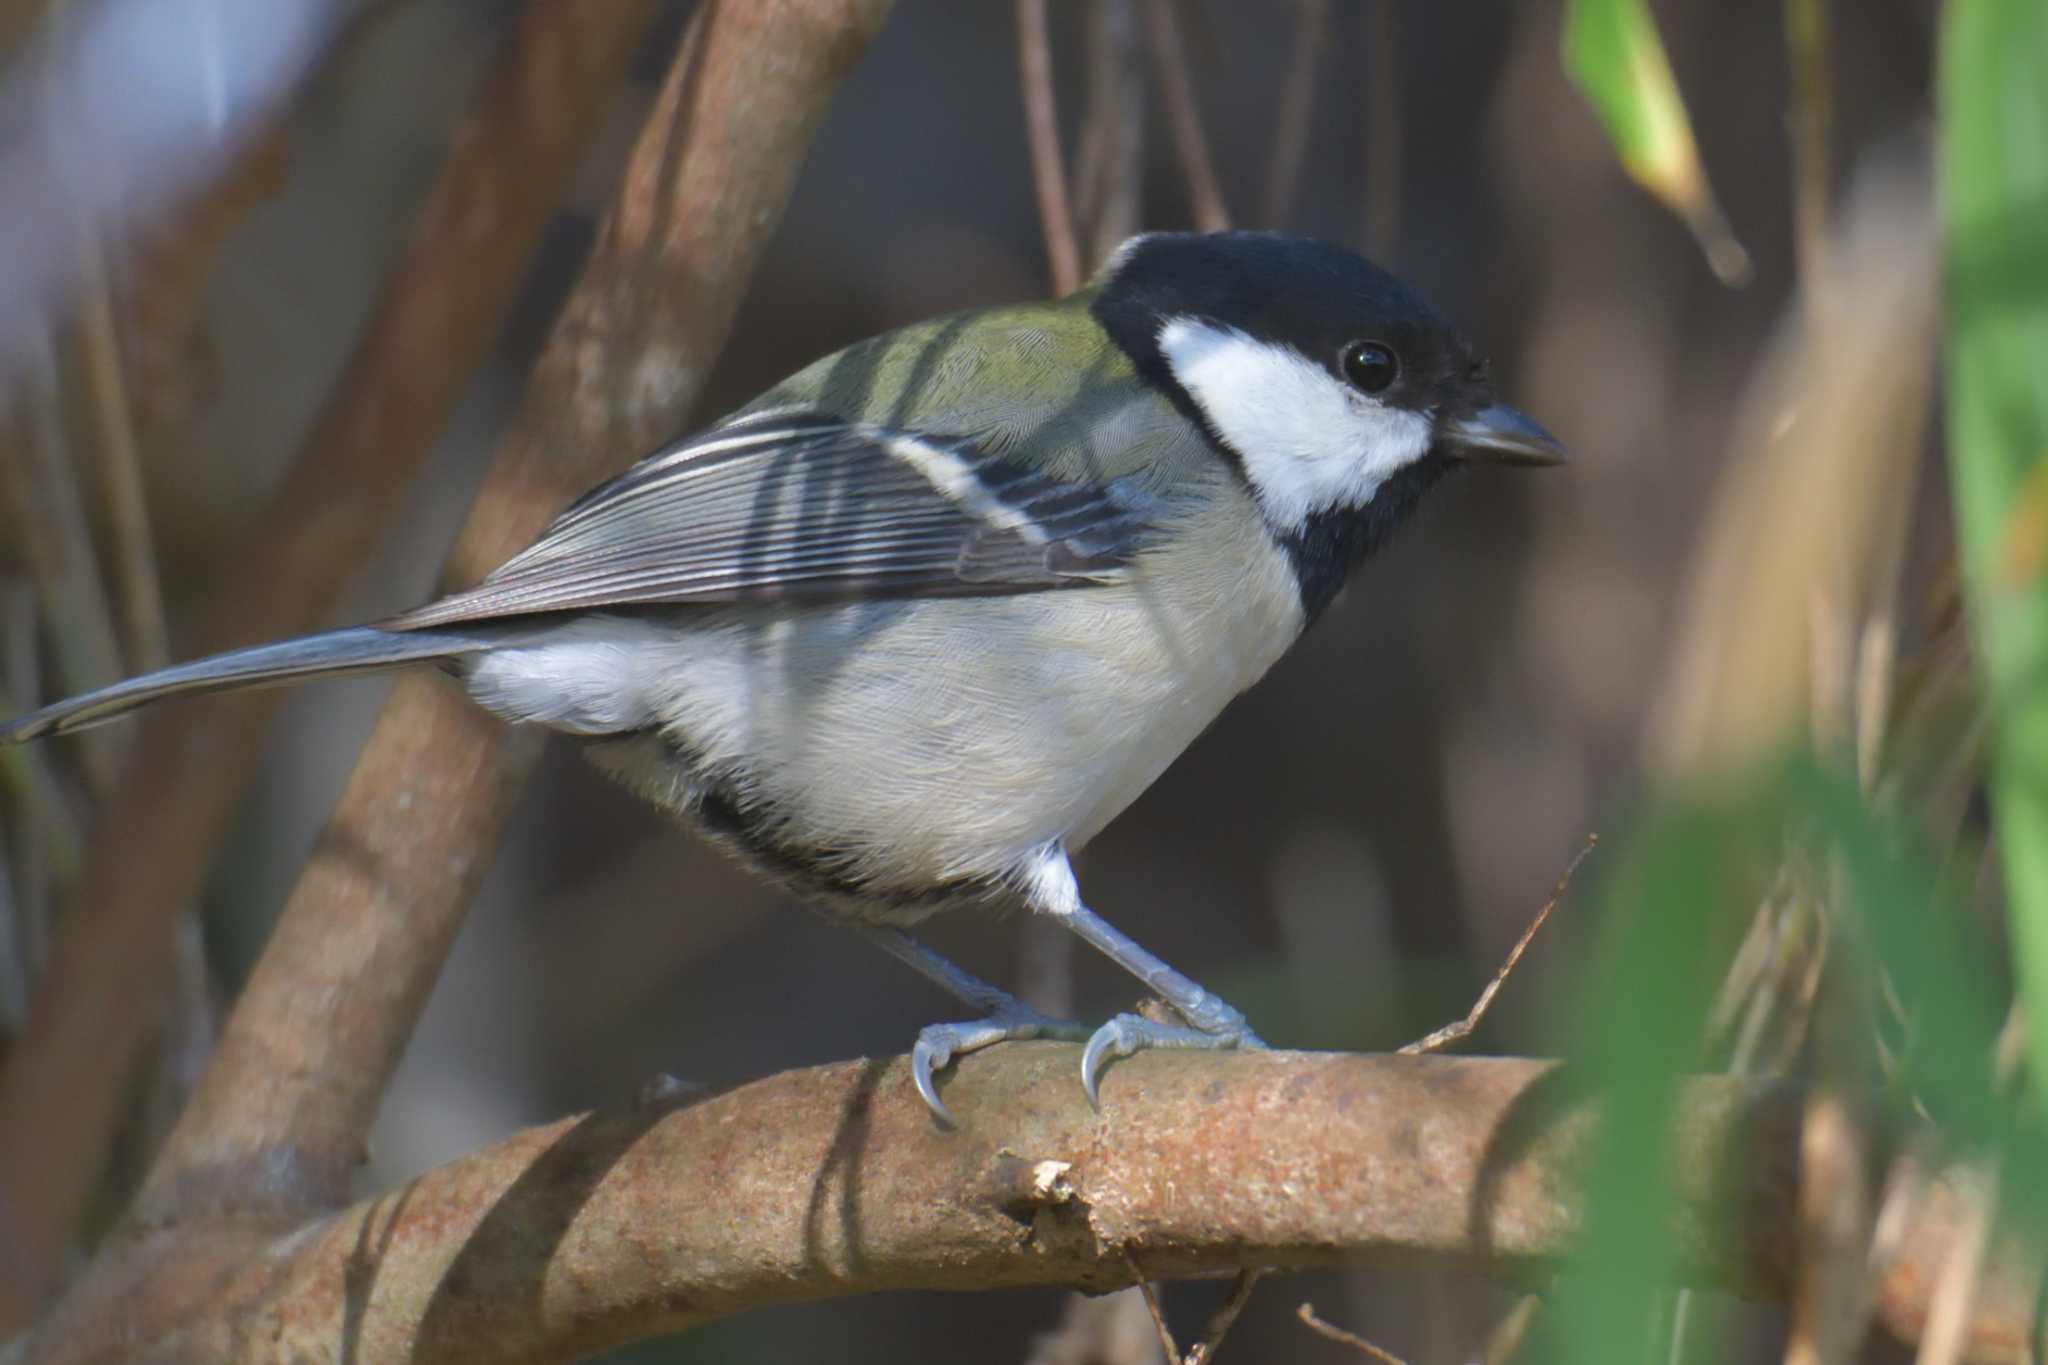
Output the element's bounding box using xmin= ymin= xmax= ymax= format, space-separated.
xmin=1092 ymin=230 xmax=1491 ymax=427
xmin=1088 ymin=231 xmax=1562 ymax=617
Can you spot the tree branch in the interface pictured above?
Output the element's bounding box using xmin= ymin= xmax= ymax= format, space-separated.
xmin=126 ymin=0 xmax=895 ymax=1227
xmin=0 ymin=1 xmax=660 ymax=1323
xmin=20 ymin=1050 xmax=2041 ymax=1364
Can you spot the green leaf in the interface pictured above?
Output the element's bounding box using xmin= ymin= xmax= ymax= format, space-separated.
xmin=1941 ymin=0 xmax=2048 ymax=1105
xmin=1563 ymin=0 xmax=1750 ymax=283
xmin=1551 ymin=798 xmax=1757 ymax=1365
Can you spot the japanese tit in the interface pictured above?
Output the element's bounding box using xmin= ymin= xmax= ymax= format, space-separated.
xmin=1 ymin=231 xmax=1563 ymax=1120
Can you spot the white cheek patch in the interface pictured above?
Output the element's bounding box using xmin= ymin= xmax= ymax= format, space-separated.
xmin=1157 ymin=317 xmax=1433 ymax=531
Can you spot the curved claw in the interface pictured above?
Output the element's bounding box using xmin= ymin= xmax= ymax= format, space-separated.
xmin=1079 ymin=1012 xmax=1269 ymax=1108
xmin=912 ymin=1033 xmax=959 ymax=1126
xmin=1079 ymin=1017 xmax=1136 ymax=1108
xmin=910 ymin=1012 xmax=1089 ymax=1125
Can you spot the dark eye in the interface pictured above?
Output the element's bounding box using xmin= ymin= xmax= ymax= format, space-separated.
xmin=1341 ymin=340 xmax=1399 ymax=394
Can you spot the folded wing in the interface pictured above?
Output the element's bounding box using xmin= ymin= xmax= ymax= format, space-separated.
xmin=388 ymin=411 xmax=1155 ymax=630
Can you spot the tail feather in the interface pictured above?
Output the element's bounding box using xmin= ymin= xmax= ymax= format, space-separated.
xmin=0 ymin=626 xmax=492 ymax=745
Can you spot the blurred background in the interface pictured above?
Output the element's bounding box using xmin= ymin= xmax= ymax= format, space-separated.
xmin=0 ymin=0 xmax=1966 ymax=1360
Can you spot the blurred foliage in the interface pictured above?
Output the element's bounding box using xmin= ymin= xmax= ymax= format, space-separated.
xmin=1555 ymin=759 xmax=2039 ymax=1362
xmin=1554 ymin=794 xmax=1757 ymax=1365
xmin=1942 ymin=0 xmax=2048 ymax=1099
xmin=1541 ymin=0 xmax=2048 ymax=1356
xmin=1563 ymin=0 xmax=1750 ymax=283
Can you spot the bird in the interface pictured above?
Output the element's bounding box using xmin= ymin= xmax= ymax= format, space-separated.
xmin=0 ymin=230 xmax=1563 ymax=1121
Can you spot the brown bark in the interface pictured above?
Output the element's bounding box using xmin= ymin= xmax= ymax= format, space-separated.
xmin=128 ymin=0 xmax=895 ymax=1232
xmin=18 ymin=1050 xmax=2042 ymax=1365
xmin=0 ymin=2 xmax=659 ymax=1326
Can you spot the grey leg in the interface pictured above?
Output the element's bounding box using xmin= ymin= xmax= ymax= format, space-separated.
xmin=858 ymin=925 xmax=1087 ymax=1123
xmin=1021 ymin=845 xmax=1266 ymax=1103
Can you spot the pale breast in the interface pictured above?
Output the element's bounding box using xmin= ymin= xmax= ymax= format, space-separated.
xmin=615 ymin=477 xmax=1306 ymax=893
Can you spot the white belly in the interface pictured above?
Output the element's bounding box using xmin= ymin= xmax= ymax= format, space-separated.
xmin=467 ymin=489 xmax=1307 ymax=893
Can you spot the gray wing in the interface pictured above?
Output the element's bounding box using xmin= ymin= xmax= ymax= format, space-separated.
xmin=388 ymin=410 xmax=1155 ymax=630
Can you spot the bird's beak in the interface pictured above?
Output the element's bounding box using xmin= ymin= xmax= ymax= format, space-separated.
xmin=1436 ymin=404 xmax=1567 ymax=466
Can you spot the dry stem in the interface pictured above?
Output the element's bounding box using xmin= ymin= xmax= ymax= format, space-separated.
xmin=1017 ymin=0 xmax=1083 ymax=295
xmin=125 ymin=0 xmax=893 ymax=1231
xmin=0 ymin=0 xmax=664 ymax=1326
xmin=1139 ymin=0 xmax=1228 ymax=231
xmin=1298 ymin=1302 xmax=1409 ymax=1364
xmin=1074 ymin=0 xmax=1144 ymax=268
xmin=1185 ymin=1268 xmax=1266 ymax=1365
xmin=1401 ymin=835 xmax=1594 ymax=1056
xmin=0 ymin=328 xmax=122 ymax=793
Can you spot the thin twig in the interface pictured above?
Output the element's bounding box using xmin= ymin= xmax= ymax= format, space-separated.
xmin=1401 ymin=835 xmax=1595 ymax=1055
xmin=1016 ymin=0 xmax=1082 ymax=295
xmin=1297 ymin=1302 xmax=1408 ymax=1364
xmin=1139 ymin=0 xmax=1228 ymax=231
xmin=1127 ymin=1255 xmax=1181 ymax=1364
xmin=71 ymin=228 xmax=168 ymax=673
xmin=1075 ymin=0 xmax=1144 ymax=269
xmin=0 ymin=327 xmax=123 ymax=793
xmin=1185 ymin=1268 xmax=1265 ymax=1365
xmin=1260 ymin=0 xmax=1326 ymax=228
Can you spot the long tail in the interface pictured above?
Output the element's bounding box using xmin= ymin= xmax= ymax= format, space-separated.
xmin=0 ymin=626 xmax=493 ymax=745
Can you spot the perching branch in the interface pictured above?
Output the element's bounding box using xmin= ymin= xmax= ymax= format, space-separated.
xmin=20 ymin=1049 xmax=2043 ymax=1365
xmin=0 ymin=1 xmax=660 ymax=1323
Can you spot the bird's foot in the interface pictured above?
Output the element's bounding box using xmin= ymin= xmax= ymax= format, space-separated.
xmin=912 ymin=1009 xmax=1089 ymax=1124
xmin=1079 ymin=1000 xmax=1267 ymax=1107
